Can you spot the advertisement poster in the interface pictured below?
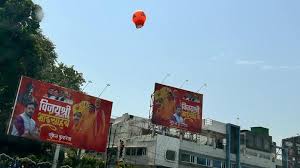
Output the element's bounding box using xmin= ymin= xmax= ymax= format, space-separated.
xmin=7 ymin=76 xmax=113 ymax=152
xmin=152 ymin=83 xmax=203 ymax=132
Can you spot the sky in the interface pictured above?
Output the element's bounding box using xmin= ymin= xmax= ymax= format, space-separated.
xmin=34 ymin=0 xmax=300 ymax=144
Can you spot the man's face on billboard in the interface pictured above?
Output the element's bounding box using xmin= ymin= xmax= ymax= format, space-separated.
xmin=65 ymin=91 xmax=71 ymax=99
xmin=53 ymin=89 xmax=59 ymax=97
xmin=48 ymin=88 xmax=54 ymax=95
xmin=25 ymin=104 xmax=35 ymax=118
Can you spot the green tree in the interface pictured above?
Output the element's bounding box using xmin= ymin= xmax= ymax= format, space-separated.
xmin=0 ymin=0 xmax=85 ymax=163
xmin=0 ymin=0 xmax=85 ymax=133
xmin=63 ymin=150 xmax=105 ymax=168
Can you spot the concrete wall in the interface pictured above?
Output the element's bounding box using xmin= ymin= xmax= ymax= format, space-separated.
xmin=202 ymin=119 xmax=227 ymax=134
xmin=240 ymin=148 xmax=278 ymax=168
xmin=109 ymin=114 xmax=280 ymax=168
xmin=180 ymin=139 xmax=227 ymax=160
xmin=155 ymin=134 xmax=180 ymax=168
xmin=124 ymin=135 xmax=156 ymax=166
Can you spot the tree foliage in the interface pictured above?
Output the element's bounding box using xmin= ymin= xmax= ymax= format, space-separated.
xmin=63 ymin=149 xmax=105 ymax=168
xmin=0 ymin=0 xmax=85 ymax=133
xmin=0 ymin=0 xmax=86 ymax=163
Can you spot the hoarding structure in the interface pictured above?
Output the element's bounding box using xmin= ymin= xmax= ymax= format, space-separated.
xmin=151 ymin=83 xmax=203 ymax=132
xmin=7 ymin=76 xmax=113 ymax=152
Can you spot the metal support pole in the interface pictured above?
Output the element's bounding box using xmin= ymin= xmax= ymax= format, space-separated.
xmin=236 ymin=126 xmax=241 ymax=168
xmin=52 ymin=144 xmax=61 ymax=168
xmin=226 ymin=124 xmax=231 ymax=168
xmin=282 ymin=147 xmax=288 ymax=168
xmin=98 ymin=84 xmax=110 ymax=98
xmin=105 ymin=122 xmax=113 ymax=168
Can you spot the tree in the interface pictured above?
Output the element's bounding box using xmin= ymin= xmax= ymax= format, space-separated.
xmin=40 ymin=63 xmax=85 ymax=91
xmin=0 ymin=0 xmax=85 ymax=133
xmin=0 ymin=0 xmax=86 ymax=162
xmin=63 ymin=151 xmax=105 ymax=168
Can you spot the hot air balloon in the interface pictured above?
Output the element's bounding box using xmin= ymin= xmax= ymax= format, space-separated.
xmin=132 ymin=10 xmax=146 ymax=29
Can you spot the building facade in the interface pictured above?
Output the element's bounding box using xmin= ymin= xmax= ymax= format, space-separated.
xmin=106 ymin=113 xmax=282 ymax=168
xmin=282 ymin=136 xmax=300 ymax=168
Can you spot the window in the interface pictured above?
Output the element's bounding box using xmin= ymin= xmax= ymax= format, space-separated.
xmin=166 ymin=150 xmax=176 ymax=161
xmin=197 ymin=157 xmax=206 ymax=165
xmin=216 ymin=139 xmax=224 ymax=149
xmin=213 ymin=160 xmax=222 ymax=168
xmin=137 ymin=147 xmax=147 ymax=156
xmin=190 ymin=155 xmax=195 ymax=163
xmin=221 ymin=162 xmax=226 ymax=168
xmin=125 ymin=148 xmax=131 ymax=156
xmin=131 ymin=148 xmax=137 ymax=156
xmin=181 ymin=153 xmax=190 ymax=162
xmin=125 ymin=147 xmax=147 ymax=156
xmin=207 ymin=159 xmax=212 ymax=166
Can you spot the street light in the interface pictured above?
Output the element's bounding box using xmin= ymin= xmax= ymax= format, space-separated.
xmin=179 ymin=80 xmax=189 ymax=88
xmin=196 ymin=83 xmax=207 ymax=93
xmin=98 ymin=83 xmax=111 ymax=98
xmin=82 ymin=80 xmax=92 ymax=91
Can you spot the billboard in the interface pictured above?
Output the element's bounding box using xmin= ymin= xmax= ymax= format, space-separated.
xmin=151 ymin=83 xmax=203 ymax=132
xmin=7 ymin=76 xmax=113 ymax=152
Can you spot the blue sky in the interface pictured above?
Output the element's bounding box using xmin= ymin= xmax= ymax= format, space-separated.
xmin=34 ymin=0 xmax=300 ymax=144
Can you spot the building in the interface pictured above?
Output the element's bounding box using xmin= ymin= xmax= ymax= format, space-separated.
xmin=106 ymin=113 xmax=282 ymax=168
xmin=282 ymin=136 xmax=300 ymax=168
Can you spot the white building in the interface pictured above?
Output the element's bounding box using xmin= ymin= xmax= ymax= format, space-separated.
xmin=106 ymin=113 xmax=282 ymax=168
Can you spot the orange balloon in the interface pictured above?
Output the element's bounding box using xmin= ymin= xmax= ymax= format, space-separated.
xmin=132 ymin=10 xmax=146 ymax=29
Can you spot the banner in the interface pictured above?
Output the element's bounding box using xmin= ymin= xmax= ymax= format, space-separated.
xmin=152 ymin=83 xmax=203 ymax=132
xmin=7 ymin=76 xmax=113 ymax=152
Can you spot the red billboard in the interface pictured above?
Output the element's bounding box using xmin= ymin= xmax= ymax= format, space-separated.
xmin=7 ymin=76 xmax=113 ymax=152
xmin=152 ymin=83 xmax=203 ymax=132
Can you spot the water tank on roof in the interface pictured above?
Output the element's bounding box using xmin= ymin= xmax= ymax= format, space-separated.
xmin=251 ymin=127 xmax=269 ymax=136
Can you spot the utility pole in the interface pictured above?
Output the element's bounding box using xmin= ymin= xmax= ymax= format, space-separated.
xmin=52 ymin=145 xmax=61 ymax=168
xmin=105 ymin=122 xmax=113 ymax=168
xmin=52 ymin=80 xmax=93 ymax=168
